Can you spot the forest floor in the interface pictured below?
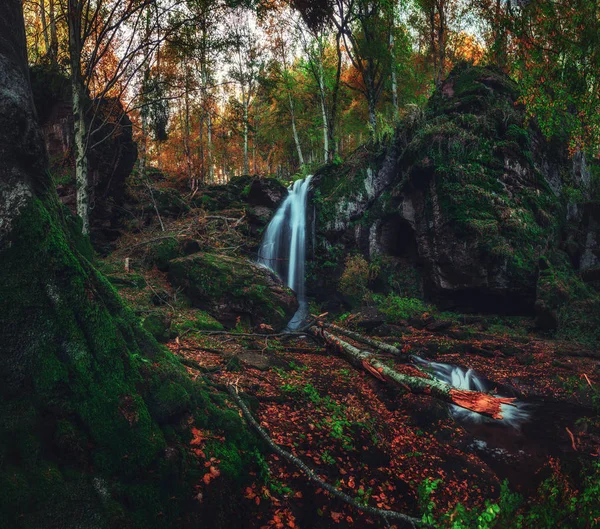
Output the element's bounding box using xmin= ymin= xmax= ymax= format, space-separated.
xmin=97 ymin=201 xmax=600 ymax=529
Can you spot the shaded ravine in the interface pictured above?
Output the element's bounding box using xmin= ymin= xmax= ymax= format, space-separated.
xmin=258 ymin=176 xmax=312 ymax=329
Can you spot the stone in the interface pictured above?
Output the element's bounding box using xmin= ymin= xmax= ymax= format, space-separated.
xmin=167 ymin=253 xmax=298 ymax=330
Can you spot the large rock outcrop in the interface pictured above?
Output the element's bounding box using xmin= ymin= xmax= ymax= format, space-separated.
xmin=30 ymin=65 xmax=137 ymax=248
xmin=312 ymin=63 xmax=598 ymax=315
xmin=168 ymin=253 xmax=298 ymax=330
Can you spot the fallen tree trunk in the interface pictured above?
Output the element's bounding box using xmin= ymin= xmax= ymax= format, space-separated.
xmin=226 ymin=385 xmax=425 ymax=527
xmin=321 ymin=322 xmax=406 ymax=357
xmin=312 ymin=327 xmax=515 ymax=420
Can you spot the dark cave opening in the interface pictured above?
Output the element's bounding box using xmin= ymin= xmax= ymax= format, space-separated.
xmin=378 ymin=216 xmax=418 ymax=260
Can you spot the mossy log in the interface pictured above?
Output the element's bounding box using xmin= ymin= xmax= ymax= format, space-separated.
xmin=312 ymin=327 xmax=515 ymax=420
xmin=321 ymin=322 xmax=407 ymax=357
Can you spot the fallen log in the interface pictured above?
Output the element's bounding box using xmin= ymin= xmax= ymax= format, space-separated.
xmin=226 ymin=384 xmax=425 ymax=527
xmin=312 ymin=327 xmax=515 ymax=420
xmin=321 ymin=322 xmax=406 ymax=357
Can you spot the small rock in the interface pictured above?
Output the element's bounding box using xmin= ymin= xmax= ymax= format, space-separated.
xmin=425 ymin=319 xmax=453 ymax=332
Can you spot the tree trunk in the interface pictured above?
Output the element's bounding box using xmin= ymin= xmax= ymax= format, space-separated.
xmin=390 ymin=31 xmax=399 ymax=120
xmin=243 ymin=95 xmax=249 ymax=175
xmin=40 ymin=0 xmax=51 ymax=57
xmin=48 ymin=0 xmax=58 ymax=61
xmin=288 ymin=92 xmax=304 ymax=167
xmin=68 ymin=1 xmax=90 ymax=235
xmin=367 ymin=91 xmax=377 ymax=136
xmin=1 ymin=3 xmax=242 ymax=526
xmin=207 ymin=110 xmax=214 ymax=183
xmin=321 ymin=323 xmax=406 ymax=357
xmin=184 ymin=79 xmax=193 ymax=187
xmin=314 ymin=328 xmax=515 ymax=419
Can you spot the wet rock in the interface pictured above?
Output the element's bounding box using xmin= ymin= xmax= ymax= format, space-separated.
xmin=312 ymin=64 xmax=592 ymax=318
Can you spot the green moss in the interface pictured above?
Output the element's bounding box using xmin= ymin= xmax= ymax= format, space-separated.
xmin=174 ymin=310 xmax=224 ymax=334
xmin=168 ymin=253 xmax=296 ymax=330
xmin=149 ymin=237 xmax=180 ymax=271
xmin=142 ymin=313 xmax=171 ymax=342
xmin=0 ymin=193 xmax=257 ymax=527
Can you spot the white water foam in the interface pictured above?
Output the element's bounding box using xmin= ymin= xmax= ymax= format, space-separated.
xmin=412 ymin=356 xmax=530 ymax=428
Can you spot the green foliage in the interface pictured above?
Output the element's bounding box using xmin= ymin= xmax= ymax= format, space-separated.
xmin=375 ymin=293 xmax=430 ymax=322
xmin=339 ymin=255 xmax=372 ymax=306
xmin=419 ymin=463 xmax=600 ymax=529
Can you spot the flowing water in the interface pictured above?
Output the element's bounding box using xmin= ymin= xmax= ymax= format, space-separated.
xmin=257 ymin=176 xmax=313 ymax=329
xmin=412 ymin=356 xmax=531 ymax=428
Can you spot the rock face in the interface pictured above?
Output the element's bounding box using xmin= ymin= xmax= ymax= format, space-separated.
xmin=30 ymin=65 xmax=137 ymax=247
xmin=168 ymin=253 xmax=298 ymax=330
xmin=312 ymin=63 xmax=598 ymax=315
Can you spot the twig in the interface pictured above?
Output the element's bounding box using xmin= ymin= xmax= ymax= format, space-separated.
xmin=566 ymin=427 xmax=577 ymax=451
xmin=226 ymin=385 xmax=425 ymax=527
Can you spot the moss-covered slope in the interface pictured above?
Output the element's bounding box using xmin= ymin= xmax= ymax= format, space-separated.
xmin=0 ymin=194 xmax=255 ymax=529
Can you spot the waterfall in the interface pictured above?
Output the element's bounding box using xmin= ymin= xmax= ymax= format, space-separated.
xmin=258 ymin=175 xmax=313 ymax=329
xmin=412 ymin=356 xmax=530 ymax=428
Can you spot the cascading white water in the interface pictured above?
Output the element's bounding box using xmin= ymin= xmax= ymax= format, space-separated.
xmin=413 ymin=356 xmax=530 ymax=428
xmin=258 ymin=176 xmax=312 ymax=329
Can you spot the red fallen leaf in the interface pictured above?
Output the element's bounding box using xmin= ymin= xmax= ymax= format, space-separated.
xmin=331 ymin=512 xmax=343 ymax=523
xmin=190 ymin=427 xmax=204 ymax=446
xmin=202 ymin=473 xmax=212 ymax=485
xmin=255 ymin=496 xmax=260 ymax=505
xmin=294 ymin=491 xmax=303 ymax=499
xmin=209 ymin=466 xmax=220 ymax=478
xmin=348 ymin=476 xmax=355 ymax=489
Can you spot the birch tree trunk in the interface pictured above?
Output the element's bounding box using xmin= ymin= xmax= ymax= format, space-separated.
xmin=318 ymin=64 xmax=329 ymax=163
xmin=313 ymin=327 xmax=516 ymax=420
xmin=390 ymin=32 xmax=399 ymax=120
xmin=288 ymin=92 xmax=304 ymax=166
xmin=68 ymin=0 xmax=90 ymax=235
xmin=243 ymin=94 xmax=249 ymax=175
xmin=207 ymin=110 xmax=214 ymax=182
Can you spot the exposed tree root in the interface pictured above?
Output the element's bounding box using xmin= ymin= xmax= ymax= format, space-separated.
xmin=312 ymin=327 xmax=515 ymax=420
xmin=226 ymin=384 xmax=426 ymax=528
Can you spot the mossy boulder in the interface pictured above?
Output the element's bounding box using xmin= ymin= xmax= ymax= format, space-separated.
xmin=195 ymin=176 xmax=286 ymax=211
xmin=168 ymin=253 xmax=298 ymax=330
